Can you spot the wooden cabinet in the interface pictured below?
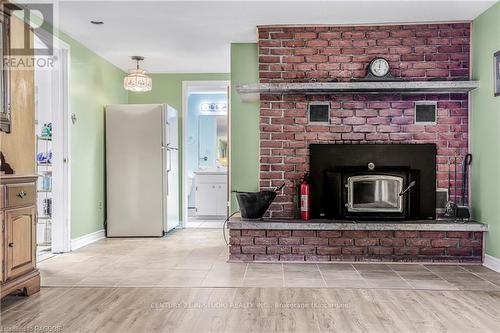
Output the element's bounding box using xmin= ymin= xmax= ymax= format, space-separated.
xmin=195 ymin=173 xmax=227 ymax=217
xmin=0 ymin=211 xmax=3 ymax=283
xmin=0 ymin=6 xmax=39 ymax=299
xmin=6 ymin=207 xmax=36 ymax=279
xmin=0 ymin=175 xmax=40 ymax=299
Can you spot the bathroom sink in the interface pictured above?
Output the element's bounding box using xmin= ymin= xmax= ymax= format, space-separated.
xmin=194 ymin=169 xmax=227 ymax=175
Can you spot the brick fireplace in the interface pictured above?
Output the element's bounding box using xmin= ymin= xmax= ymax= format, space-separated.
xmin=227 ymin=22 xmax=487 ymax=264
xmin=257 ymin=23 xmax=470 ymax=218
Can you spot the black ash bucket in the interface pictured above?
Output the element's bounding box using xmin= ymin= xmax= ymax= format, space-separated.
xmin=233 ymin=184 xmax=285 ymax=219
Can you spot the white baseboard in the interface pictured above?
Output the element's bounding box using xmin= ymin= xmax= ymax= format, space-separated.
xmin=71 ymin=229 xmax=105 ymax=251
xmin=483 ymin=254 xmax=500 ymax=273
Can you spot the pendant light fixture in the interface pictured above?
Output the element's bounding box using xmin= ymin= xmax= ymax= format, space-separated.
xmin=123 ymin=56 xmax=152 ymax=92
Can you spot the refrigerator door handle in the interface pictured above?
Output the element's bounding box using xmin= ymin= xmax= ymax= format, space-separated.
xmin=167 ymin=149 xmax=172 ymax=172
xmin=161 ymin=145 xmax=178 ymax=150
xmin=165 ymin=173 xmax=169 ymax=196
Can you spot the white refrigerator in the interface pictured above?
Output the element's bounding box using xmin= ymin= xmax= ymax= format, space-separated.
xmin=106 ymin=104 xmax=179 ymax=236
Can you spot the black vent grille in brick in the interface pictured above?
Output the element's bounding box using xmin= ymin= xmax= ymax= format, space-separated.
xmin=309 ymin=103 xmax=330 ymax=123
xmin=415 ymin=103 xmax=437 ymax=124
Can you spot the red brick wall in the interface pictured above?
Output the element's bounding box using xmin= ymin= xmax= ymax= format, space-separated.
xmin=258 ymin=23 xmax=470 ymax=82
xmin=229 ymin=229 xmax=483 ymax=263
xmin=257 ymin=23 xmax=471 ymax=218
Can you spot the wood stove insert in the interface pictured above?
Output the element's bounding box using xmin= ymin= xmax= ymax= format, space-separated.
xmin=310 ymin=144 xmax=436 ymax=220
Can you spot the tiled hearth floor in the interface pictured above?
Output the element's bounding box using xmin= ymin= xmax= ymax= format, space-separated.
xmin=38 ymin=229 xmax=500 ymax=290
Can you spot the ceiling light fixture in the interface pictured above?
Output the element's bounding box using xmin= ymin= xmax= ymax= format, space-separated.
xmin=123 ymin=56 xmax=152 ymax=92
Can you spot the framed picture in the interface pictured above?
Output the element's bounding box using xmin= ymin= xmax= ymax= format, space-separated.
xmin=495 ymin=50 xmax=500 ymax=97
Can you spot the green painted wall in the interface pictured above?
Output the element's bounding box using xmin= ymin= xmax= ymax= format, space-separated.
xmin=57 ymin=32 xmax=128 ymax=238
xmin=128 ymin=73 xmax=229 ymax=110
xmin=471 ymin=2 xmax=500 ymax=258
xmin=18 ymin=7 xmax=128 ymax=238
xmin=230 ymin=43 xmax=260 ymax=211
xmin=128 ymin=73 xmax=230 ymax=220
xmin=126 ymin=58 xmax=260 ymax=216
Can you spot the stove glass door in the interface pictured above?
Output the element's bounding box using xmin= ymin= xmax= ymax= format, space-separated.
xmin=347 ymin=175 xmax=404 ymax=213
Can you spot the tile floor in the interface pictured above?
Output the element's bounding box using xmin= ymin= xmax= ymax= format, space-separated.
xmin=184 ymin=209 xmax=226 ymax=228
xmin=184 ymin=220 xmax=225 ymax=228
xmin=38 ymin=229 xmax=500 ymax=290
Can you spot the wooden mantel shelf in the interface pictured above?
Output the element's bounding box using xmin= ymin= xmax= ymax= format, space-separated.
xmin=236 ymin=80 xmax=479 ymax=95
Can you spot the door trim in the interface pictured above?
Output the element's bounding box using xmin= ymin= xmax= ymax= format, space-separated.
xmin=181 ymin=80 xmax=230 ymax=227
xmin=49 ymin=36 xmax=71 ymax=253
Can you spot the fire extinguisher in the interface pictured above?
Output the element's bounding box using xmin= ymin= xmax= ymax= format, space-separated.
xmin=300 ymin=173 xmax=310 ymax=220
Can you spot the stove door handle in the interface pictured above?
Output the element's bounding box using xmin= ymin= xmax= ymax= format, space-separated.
xmin=399 ymin=180 xmax=416 ymax=197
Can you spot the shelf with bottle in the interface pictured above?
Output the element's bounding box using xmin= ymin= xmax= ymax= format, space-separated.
xmin=36 ymin=151 xmax=52 ymax=167
xmin=36 ymin=219 xmax=52 ymax=247
xmin=36 ymin=196 xmax=52 ymax=222
xmin=37 ymin=135 xmax=52 ymax=141
xmin=35 ymin=123 xmax=54 ymax=230
xmin=36 ymin=123 xmax=53 ymax=166
xmin=37 ymin=171 xmax=52 ymax=192
xmin=38 ymin=123 xmax=52 ymax=141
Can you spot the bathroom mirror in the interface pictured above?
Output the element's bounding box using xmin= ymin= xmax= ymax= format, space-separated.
xmin=0 ymin=9 xmax=11 ymax=133
xmin=197 ymin=115 xmax=228 ymax=169
xmin=216 ymin=116 xmax=228 ymax=166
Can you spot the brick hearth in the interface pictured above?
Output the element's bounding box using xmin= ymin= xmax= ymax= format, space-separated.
xmin=257 ymin=23 xmax=470 ymax=218
xmin=228 ymin=227 xmax=484 ymax=263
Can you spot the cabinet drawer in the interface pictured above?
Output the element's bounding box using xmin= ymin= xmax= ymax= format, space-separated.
xmin=195 ymin=174 xmax=227 ymax=184
xmin=5 ymin=183 xmax=36 ymax=208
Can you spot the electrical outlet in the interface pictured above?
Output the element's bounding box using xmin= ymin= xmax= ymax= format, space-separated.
xmin=98 ymin=201 xmax=103 ymax=210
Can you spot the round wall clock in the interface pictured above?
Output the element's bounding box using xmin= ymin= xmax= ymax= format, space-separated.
xmin=368 ymin=57 xmax=390 ymax=78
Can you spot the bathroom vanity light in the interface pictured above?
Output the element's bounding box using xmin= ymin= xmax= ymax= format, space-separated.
xmin=200 ymin=102 xmax=227 ymax=115
xmin=123 ymin=56 xmax=152 ymax=92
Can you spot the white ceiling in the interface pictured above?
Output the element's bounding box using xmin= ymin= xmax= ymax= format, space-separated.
xmin=53 ymin=1 xmax=497 ymax=73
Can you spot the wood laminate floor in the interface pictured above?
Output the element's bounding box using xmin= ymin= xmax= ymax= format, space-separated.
xmin=1 ymin=229 xmax=500 ymax=332
xmin=2 ymin=287 xmax=500 ymax=332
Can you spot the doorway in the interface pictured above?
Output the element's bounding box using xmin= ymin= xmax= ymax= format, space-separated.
xmin=34 ymin=34 xmax=71 ymax=258
xmin=182 ymin=81 xmax=230 ymax=228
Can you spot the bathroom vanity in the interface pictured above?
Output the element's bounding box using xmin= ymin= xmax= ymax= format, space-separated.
xmin=194 ymin=171 xmax=227 ymax=217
